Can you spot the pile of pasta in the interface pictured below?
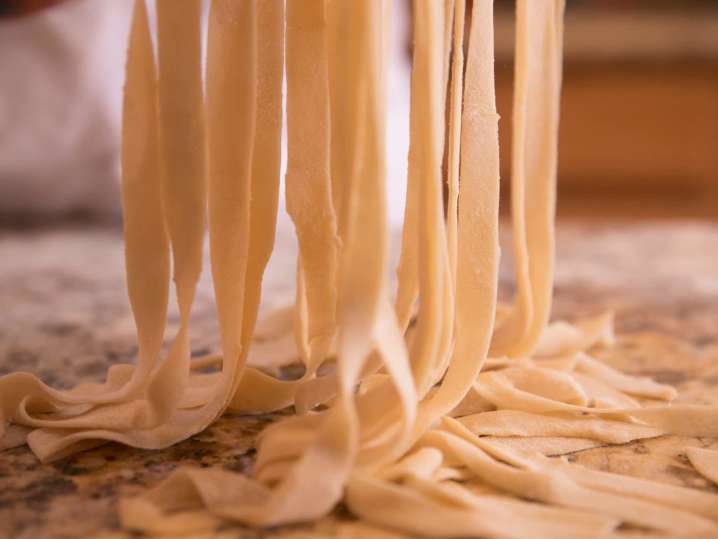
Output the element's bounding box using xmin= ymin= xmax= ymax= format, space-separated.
xmin=2 ymin=1 xmax=718 ymax=537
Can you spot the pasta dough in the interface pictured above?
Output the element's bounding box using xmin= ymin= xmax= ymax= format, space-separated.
xmin=687 ymin=447 xmax=718 ymax=486
xmin=1 ymin=0 xmax=717 ymax=537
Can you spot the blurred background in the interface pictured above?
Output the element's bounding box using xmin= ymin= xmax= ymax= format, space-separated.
xmin=494 ymin=0 xmax=718 ymax=219
xmin=0 ymin=0 xmax=716 ymax=227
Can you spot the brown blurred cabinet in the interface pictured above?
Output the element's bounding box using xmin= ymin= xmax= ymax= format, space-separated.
xmin=493 ymin=6 xmax=718 ymax=217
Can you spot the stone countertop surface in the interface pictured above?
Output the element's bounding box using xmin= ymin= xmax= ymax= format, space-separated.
xmin=1 ymin=219 xmax=717 ymax=538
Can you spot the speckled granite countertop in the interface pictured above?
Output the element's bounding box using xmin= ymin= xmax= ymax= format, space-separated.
xmin=1 ymin=219 xmax=717 ymax=538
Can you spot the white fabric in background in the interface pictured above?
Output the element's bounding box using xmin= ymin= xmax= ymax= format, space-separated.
xmin=0 ymin=0 xmax=133 ymax=220
xmin=0 ymin=0 xmax=410 ymax=224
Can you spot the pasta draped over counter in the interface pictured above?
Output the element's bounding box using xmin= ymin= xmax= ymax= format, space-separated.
xmin=2 ymin=1 xmax=718 ymax=537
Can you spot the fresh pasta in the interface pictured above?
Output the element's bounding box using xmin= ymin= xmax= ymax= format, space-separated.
xmin=1 ymin=1 xmax=717 ymax=537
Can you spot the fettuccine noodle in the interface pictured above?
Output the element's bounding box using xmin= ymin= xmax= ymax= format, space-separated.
xmin=1 ymin=1 xmax=716 ymax=537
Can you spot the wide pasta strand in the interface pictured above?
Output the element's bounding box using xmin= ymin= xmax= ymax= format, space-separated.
xmin=491 ymin=0 xmax=564 ymax=358
xmin=414 ymin=0 xmax=501 ymax=430
xmin=22 ymin=0 xmax=258 ymax=463
xmin=285 ymin=0 xmax=339 ymax=374
xmin=0 ymin=0 xmax=165 ymax=446
xmin=123 ymin=0 xmax=409 ymax=530
xmin=446 ymin=0 xmax=466 ymax=282
xmin=0 ymin=0 xmax=204 ymax=456
xmin=687 ymin=447 xmax=718 ymax=486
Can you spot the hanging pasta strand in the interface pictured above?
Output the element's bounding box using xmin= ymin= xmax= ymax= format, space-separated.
xmin=153 ymin=0 xmax=205 ymax=382
xmin=446 ymin=0 xmax=466 ymax=282
xmin=405 ymin=1 xmax=451 ymax=398
xmin=203 ymin=0 xmax=257 ymax=411
xmin=325 ymin=3 xmax=349 ymax=243
xmin=349 ymin=0 xmax=417 ymax=471
xmin=115 ymin=0 xmax=207 ymax=429
xmin=393 ymin=6 xmax=422 ymax=334
xmin=119 ymin=5 xmax=266 ymax=530
xmin=236 ymin=0 xmax=285 ymax=368
xmin=115 ymin=0 xmax=169 ymax=407
xmin=285 ymin=0 xmax=338 ymax=374
xmin=428 ymin=0 xmax=464 ymax=391
xmin=0 ymin=0 xmax=204 ymax=459
xmin=491 ymin=0 xmax=564 ymax=357
xmin=0 ymin=0 xmax=164 ymax=446
xmin=23 ymin=0 xmax=256 ymax=463
xmin=122 ymin=0 xmax=406 ymax=530
xmin=156 ymin=0 xmax=206 ymax=300
xmin=393 ymin=0 xmax=448 ymax=341
xmin=30 ymin=0 xmax=264 ymax=463
xmin=222 ymin=0 xmax=297 ymax=415
xmin=2 ymin=0 xmax=210 ymax=461
xmin=416 ymin=0 xmax=501 ymax=429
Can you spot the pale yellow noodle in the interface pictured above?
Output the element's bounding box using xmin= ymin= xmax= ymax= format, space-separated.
xmin=3 ymin=1 xmax=718 ymax=537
